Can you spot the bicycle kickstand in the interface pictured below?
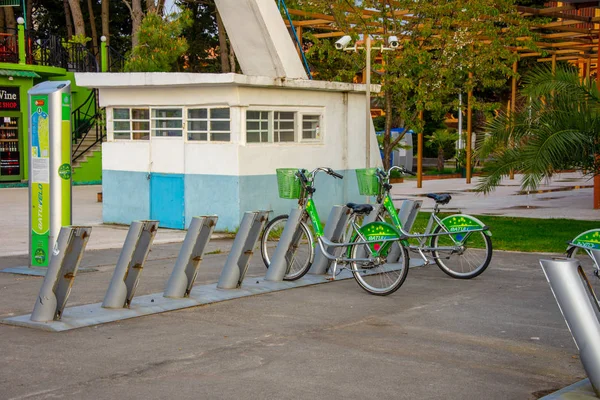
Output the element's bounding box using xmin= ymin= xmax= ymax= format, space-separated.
xmin=328 ymin=260 xmax=338 ymax=281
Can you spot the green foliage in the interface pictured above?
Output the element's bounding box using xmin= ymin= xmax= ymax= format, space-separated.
xmin=125 ymin=10 xmax=193 ymax=72
xmin=291 ymin=0 xmax=536 ymax=169
xmin=68 ymin=34 xmax=92 ymax=46
xmin=427 ymin=129 xmax=459 ymax=171
xmin=477 ymin=64 xmax=600 ymax=194
xmin=176 ymin=0 xmax=221 ymax=72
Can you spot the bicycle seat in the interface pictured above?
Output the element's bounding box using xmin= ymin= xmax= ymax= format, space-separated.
xmin=426 ymin=193 xmax=452 ymax=204
xmin=346 ymin=203 xmax=374 ymax=215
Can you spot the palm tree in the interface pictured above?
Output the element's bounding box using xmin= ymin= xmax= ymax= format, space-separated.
xmin=476 ymin=64 xmax=600 ymax=194
xmin=426 ymin=128 xmax=458 ymax=172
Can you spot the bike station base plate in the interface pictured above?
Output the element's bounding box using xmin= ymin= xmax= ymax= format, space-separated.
xmin=539 ymin=379 xmax=596 ymax=399
xmin=2 ymin=258 xmax=424 ymax=332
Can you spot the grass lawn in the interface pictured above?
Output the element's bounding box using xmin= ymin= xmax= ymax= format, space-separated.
xmin=410 ymin=214 xmax=596 ymax=253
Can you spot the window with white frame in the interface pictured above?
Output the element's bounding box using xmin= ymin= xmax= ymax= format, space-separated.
xmin=152 ymin=108 xmax=183 ymax=137
xmin=246 ymin=111 xmax=269 ymax=143
xmin=302 ymin=114 xmax=321 ymax=140
xmin=274 ymin=111 xmax=295 ymax=142
xmin=112 ymin=108 xmax=150 ymax=140
xmin=187 ymin=107 xmax=231 ymax=142
xmin=245 ymin=109 xmax=323 ymax=144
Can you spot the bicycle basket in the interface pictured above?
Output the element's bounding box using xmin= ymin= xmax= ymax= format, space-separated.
xmin=276 ymin=168 xmax=302 ymax=199
xmin=355 ymin=168 xmax=380 ymax=196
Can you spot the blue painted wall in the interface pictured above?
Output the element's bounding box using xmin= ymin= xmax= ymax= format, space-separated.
xmin=185 ymin=174 xmax=240 ymax=231
xmin=102 ymin=169 xmax=366 ymax=231
xmin=103 ymin=170 xmax=150 ymax=224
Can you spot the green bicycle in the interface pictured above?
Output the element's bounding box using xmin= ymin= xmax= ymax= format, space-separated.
xmin=567 ymin=229 xmax=600 ymax=299
xmin=358 ymin=166 xmax=493 ymax=279
xmin=261 ymin=167 xmax=410 ymax=295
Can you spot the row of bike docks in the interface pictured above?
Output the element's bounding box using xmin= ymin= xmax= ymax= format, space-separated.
xmin=2 ymin=200 xmax=422 ymax=332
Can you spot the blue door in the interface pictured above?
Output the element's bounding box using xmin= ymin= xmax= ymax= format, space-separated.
xmin=150 ymin=173 xmax=185 ymax=229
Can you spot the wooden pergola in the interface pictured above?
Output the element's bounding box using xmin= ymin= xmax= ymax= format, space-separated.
xmin=284 ymin=3 xmax=600 ymax=208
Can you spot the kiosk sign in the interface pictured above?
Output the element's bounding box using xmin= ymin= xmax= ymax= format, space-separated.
xmin=28 ymin=82 xmax=72 ymax=268
xmin=30 ymin=95 xmax=50 ymax=266
xmin=0 ymin=86 xmax=20 ymax=111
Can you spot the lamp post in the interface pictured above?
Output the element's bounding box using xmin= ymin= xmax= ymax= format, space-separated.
xmin=336 ymin=34 xmax=399 ymax=169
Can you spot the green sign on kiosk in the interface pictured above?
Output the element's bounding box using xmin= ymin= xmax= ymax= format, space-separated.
xmin=28 ymin=81 xmax=72 ymax=267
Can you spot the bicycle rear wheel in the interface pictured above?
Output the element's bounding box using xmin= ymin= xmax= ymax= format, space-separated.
xmin=567 ymin=246 xmax=600 ymax=302
xmin=349 ymin=238 xmax=409 ymax=296
xmin=431 ymin=225 xmax=492 ymax=279
xmin=260 ymin=215 xmax=314 ymax=281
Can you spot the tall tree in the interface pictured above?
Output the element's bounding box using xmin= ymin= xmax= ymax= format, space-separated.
xmin=0 ymin=9 xmax=5 ymax=30
xmin=101 ymin=0 xmax=109 ymax=45
xmin=86 ymin=0 xmax=98 ymax=49
xmin=125 ymin=9 xmax=192 ymax=72
xmin=297 ymin=0 xmax=534 ymax=169
xmin=122 ymin=0 xmax=144 ymax=48
xmin=63 ymin=0 xmax=74 ymax=39
xmin=67 ymin=0 xmax=86 ymax=37
xmin=4 ymin=6 xmax=16 ymax=30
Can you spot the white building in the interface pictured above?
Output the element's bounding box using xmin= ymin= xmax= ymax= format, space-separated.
xmin=75 ymin=0 xmax=382 ymax=230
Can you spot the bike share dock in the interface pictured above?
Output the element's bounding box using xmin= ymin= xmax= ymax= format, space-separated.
xmin=3 ymin=201 xmax=424 ymax=332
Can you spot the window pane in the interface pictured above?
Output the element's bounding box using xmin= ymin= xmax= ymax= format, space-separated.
xmin=261 ymin=122 xmax=268 ymax=130
xmin=188 ymin=108 xmax=207 ymax=119
xmin=188 ymin=132 xmax=208 ymax=141
xmin=152 ymin=108 xmax=182 ymax=118
xmin=188 ymin=121 xmax=207 ymax=131
xmin=278 ymin=121 xmax=294 ymax=130
xmin=279 ymin=131 xmax=294 ymax=142
xmin=132 ymin=121 xmax=149 ymax=131
xmin=114 ymin=121 xmax=130 ymax=131
xmin=211 ymin=132 xmax=230 ymax=142
xmin=276 ymin=112 xmax=294 ymax=120
xmin=132 ymin=109 xmax=149 ymax=119
xmin=261 ymin=132 xmax=268 ymax=142
xmin=114 ymin=131 xmax=130 ymax=140
xmin=211 ymin=108 xmax=230 ymax=119
xmin=153 ymin=129 xmax=182 ymax=137
xmin=153 ymin=119 xmax=183 ymax=129
xmin=247 ymin=121 xmax=260 ymax=131
xmin=211 ymin=121 xmax=230 ymax=131
xmin=247 ymin=132 xmax=260 ymax=143
xmin=247 ymin=111 xmax=261 ymax=120
xmin=302 ymin=115 xmax=320 ymax=139
xmin=132 ymin=132 xmax=149 ymax=140
xmin=113 ymin=108 xmax=129 ymax=120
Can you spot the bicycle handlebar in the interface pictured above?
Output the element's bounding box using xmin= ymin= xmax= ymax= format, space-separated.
xmin=295 ymin=167 xmax=343 ymax=187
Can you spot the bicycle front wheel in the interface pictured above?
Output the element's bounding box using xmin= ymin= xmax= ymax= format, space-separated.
xmin=567 ymin=246 xmax=600 ymax=300
xmin=349 ymin=238 xmax=409 ymax=296
xmin=260 ymin=214 xmax=314 ymax=281
xmin=431 ymin=225 xmax=492 ymax=279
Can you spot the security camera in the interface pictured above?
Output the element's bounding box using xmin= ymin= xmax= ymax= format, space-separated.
xmin=388 ymin=36 xmax=399 ymax=49
xmin=335 ymin=35 xmax=352 ymax=50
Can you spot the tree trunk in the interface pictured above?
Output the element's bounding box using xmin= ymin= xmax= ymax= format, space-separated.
xmin=146 ymin=0 xmax=156 ymax=13
xmin=26 ymin=0 xmax=33 ymax=30
xmin=87 ymin=0 xmax=99 ymax=50
xmin=101 ymin=0 xmax=109 ymax=46
xmin=4 ymin=6 xmax=16 ymax=30
xmin=63 ymin=0 xmax=74 ymax=40
xmin=157 ymin=0 xmax=166 ymax=14
xmin=0 ymin=9 xmax=5 ymax=31
xmin=437 ymin=147 xmax=444 ymax=172
xmin=131 ymin=0 xmax=144 ymax=49
xmin=68 ymin=0 xmax=86 ymax=37
xmin=229 ymin=44 xmax=236 ymax=73
xmin=216 ymin=11 xmax=229 ymax=73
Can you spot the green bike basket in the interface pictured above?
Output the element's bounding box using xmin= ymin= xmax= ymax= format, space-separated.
xmin=355 ymin=168 xmax=380 ymax=196
xmin=276 ymin=168 xmax=302 ymax=199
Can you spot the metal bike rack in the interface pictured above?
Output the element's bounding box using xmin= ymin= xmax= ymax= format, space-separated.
xmin=540 ymin=258 xmax=600 ymax=396
xmin=30 ymin=226 xmax=92 ymax=322
xmin=102 ymin=220 xmax=158 ymax=309
xmin=164 ymin=216 xmax=218 ymax=298
xmin=398 ymin=199 xmax=422 ymax=232
xmin=309 ymin=205 xmax=351 ymax=275
xmin=265 ymin=208 xmax=304 ymax=282
xmin=218 ymin=211 xmax=269 ymax=289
